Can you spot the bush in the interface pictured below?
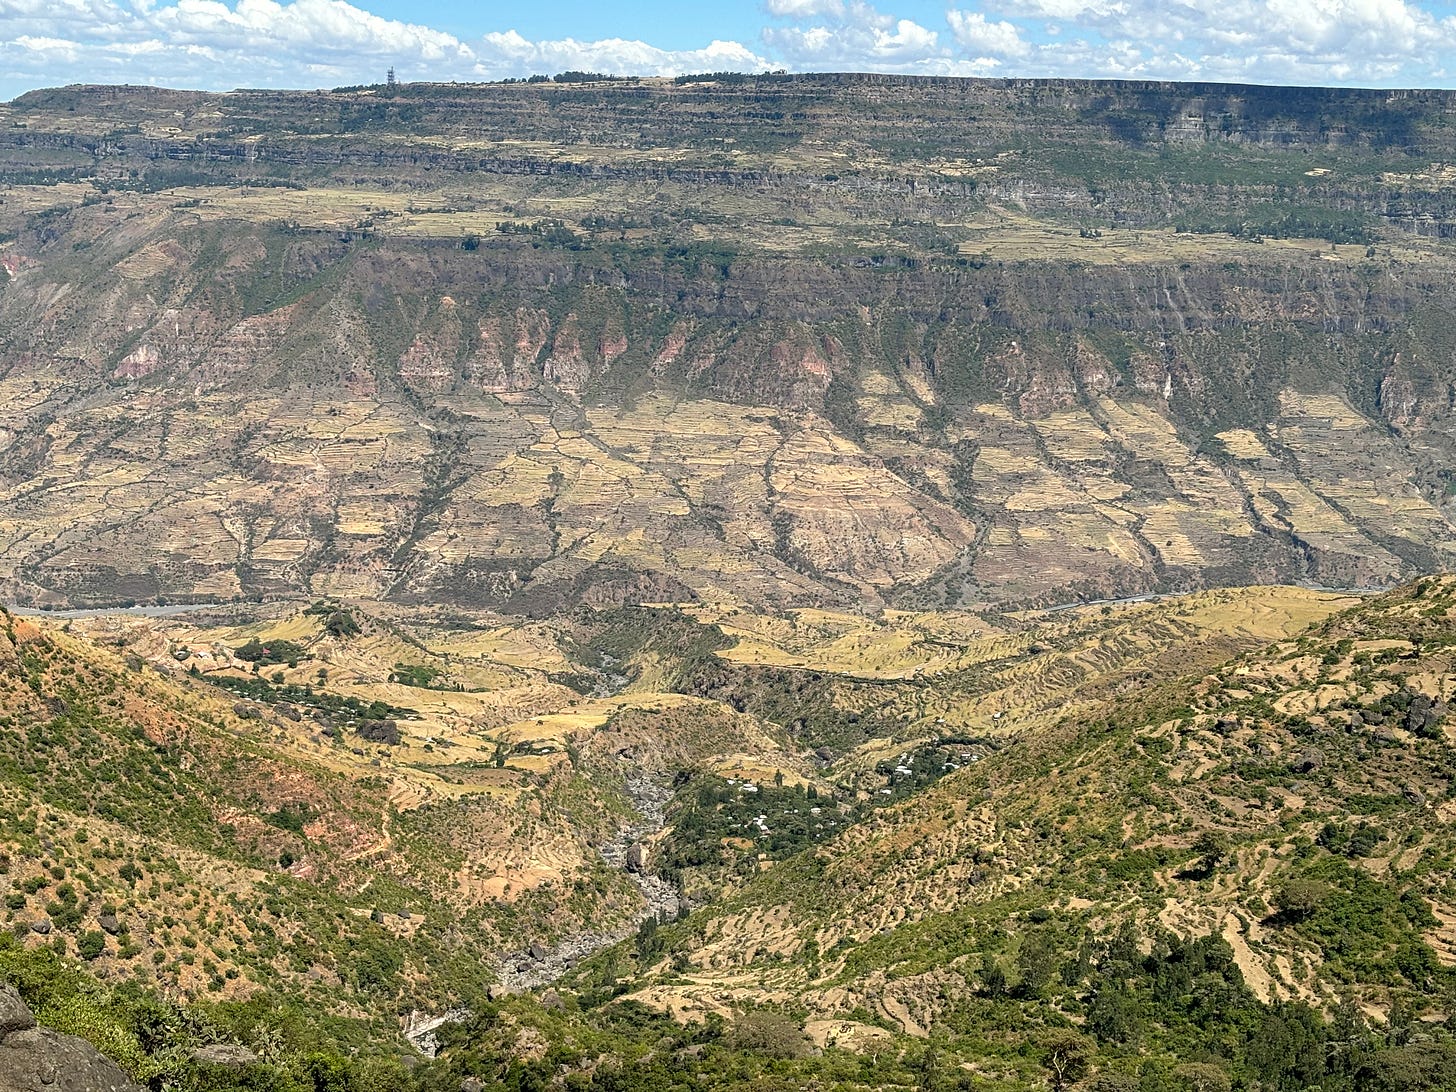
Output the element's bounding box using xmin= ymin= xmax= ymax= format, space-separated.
xmin=234 ymin=639 xmax=307 ymax=666
xmin=77 ymin=930 xmax=106 ymax=961
xmin=725 ymin=1011 xmax=809 ymax=1059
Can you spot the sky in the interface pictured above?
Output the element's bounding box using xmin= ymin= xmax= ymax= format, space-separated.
xmin=2 ymin=0 xmax=1456 ymax=101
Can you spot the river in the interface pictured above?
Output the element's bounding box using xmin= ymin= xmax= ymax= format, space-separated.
xmin=5 ymin=603 xmax=221 ymax=620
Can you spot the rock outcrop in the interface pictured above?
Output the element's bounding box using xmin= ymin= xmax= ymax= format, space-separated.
xmin=0 ymin=985 xmax=141 ymax=1092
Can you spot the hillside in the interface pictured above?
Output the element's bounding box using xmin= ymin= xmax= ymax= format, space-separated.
xmin=520 ymin=578 xmax=1455 ymax=1087
xmin=3 ymin=73 xmax=1456 ymax=1092
xmin=433 ymin=578 xmax=1456 ymax=1092
xmin=2 ymin=76 xmax=1456 ymax=611
xmin=1 ymin=582 xmax=1451 ymax=1089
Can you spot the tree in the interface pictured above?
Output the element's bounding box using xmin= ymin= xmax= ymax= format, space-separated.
xmin=1016 ymin=933 xmax=1060 ymax=998
xmin=1039 ymin=1030 xmax=1093 ymax=1091
xmin=1174 ymin=1062 xmax=1232 ymax=1092
xmin=1190 ymin=831 xmax=1230 ymax=876
xmin=726 ymin=1011 xmax=809 ymax=1059
xmin=1359 ymin=1042 xmax=1456 ymax=1091
xmin=981 ymin=959 xmax=1009 ymax=996
xmin=1087 ymin=983 xmax=1141 ymax=1044
xmin=323 ymin=609 xmax=360 ymax=637
xmin=1272 ymin=878 xmax=1329 ymax=921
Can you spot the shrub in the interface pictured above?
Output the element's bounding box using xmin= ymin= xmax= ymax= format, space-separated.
xmin=725 ymin=1011 xmax=810 ymax=1059
xmin=77 ymin=930 xmax=106 ymax=961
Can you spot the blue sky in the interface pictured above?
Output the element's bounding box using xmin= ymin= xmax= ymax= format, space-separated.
xmin=2 ymin=0 xmax=1456 ymax=101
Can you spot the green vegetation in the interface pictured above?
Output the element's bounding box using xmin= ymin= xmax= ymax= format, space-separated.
xmin=1174 ymin=205 xmax=1373 ymax=245
xmin=233 ymin=638 xmax=308 ymax=667
xmin=202 ymin=672 xmax=415 ymax=724
xmin=496 ymin=218 xmax=585 ymax=250
xmin=8 ymin=922 xmax=1454 ymax=1091
xmin=655 ymin=774 xmax=850 ymax=892
xmin=389 ymin=662 xmax=443 ymax=688
xmin=657 ymin=745 xmax=963 ymax=891
xmin=0 ymin=936 xmax=413 ymax=1090
xmin=0 ymin=580 xmax=1455 ymax=1091
xmin=304 ymin=602 xmax=362 ymax=638
xmin=429 ymin=923 xmax=1454 ymax=1092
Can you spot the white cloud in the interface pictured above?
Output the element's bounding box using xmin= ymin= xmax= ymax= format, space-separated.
xmin=946 ymin=11 xmax=1029 ymax=57
xmin=992 ymin=0 xmax=1456 ymax=82
xmin=475 ymin=31 xmax=769 ymax=78
xmin=762 ymin=0 xmax=845 ymax=17
xmin=1 ymin=0 xmax=133 ymax=39
xmin=874 ymin=18 xmax=938 ymax=57
xmin=148 ymin=0 xmax=470 ymax=62
xmin=0 ymin=0 xmax=1454 ymax=99
xmin=0 ymin=0 xmax=775 ymax=94
xmin=13 ymin=35 xmax=83 ymax=61
xmin=762 ymin=0 xmax=947 ymax=70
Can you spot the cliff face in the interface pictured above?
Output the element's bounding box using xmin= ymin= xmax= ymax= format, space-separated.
xmin=1 ymin=75 xmax=1455 ymax=609
xmin=8 ymin=76 xmax=1456 ymax=228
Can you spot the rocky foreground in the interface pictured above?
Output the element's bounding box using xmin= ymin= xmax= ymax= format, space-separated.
xmin=0 ymin=984 xmax=138 ymax=1092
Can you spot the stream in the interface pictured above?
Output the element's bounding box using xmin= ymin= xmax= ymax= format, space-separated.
xmin=493 ymin=775 xmax=680 ymax=992
xmin=405 ymin=775 xmax=680 ymax=1054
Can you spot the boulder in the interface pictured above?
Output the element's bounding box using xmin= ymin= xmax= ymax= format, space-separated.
xmin=625 ymin=843 xmax=647 ymax=873
xmin=191 ymin=1044 xmax=259 ymax=1068
xmin=1407 ymin=693 xmax=1432 ymax=722
xmin=0 ymin=987 xmax=34 ymax=1037
xmin=97 ymin=914 xmax=121 ymax=936
xmin=1289 ymin=748 xmax=1325 ymax=773
xmin=0 ymin=983 xmax=143 ymax=1092
xmin=1407 ymin=695 xmax=1447 ymax=736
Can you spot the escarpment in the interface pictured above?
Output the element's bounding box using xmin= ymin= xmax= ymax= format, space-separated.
xmin=3 ymin=74 xmax=1456 ymax=611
